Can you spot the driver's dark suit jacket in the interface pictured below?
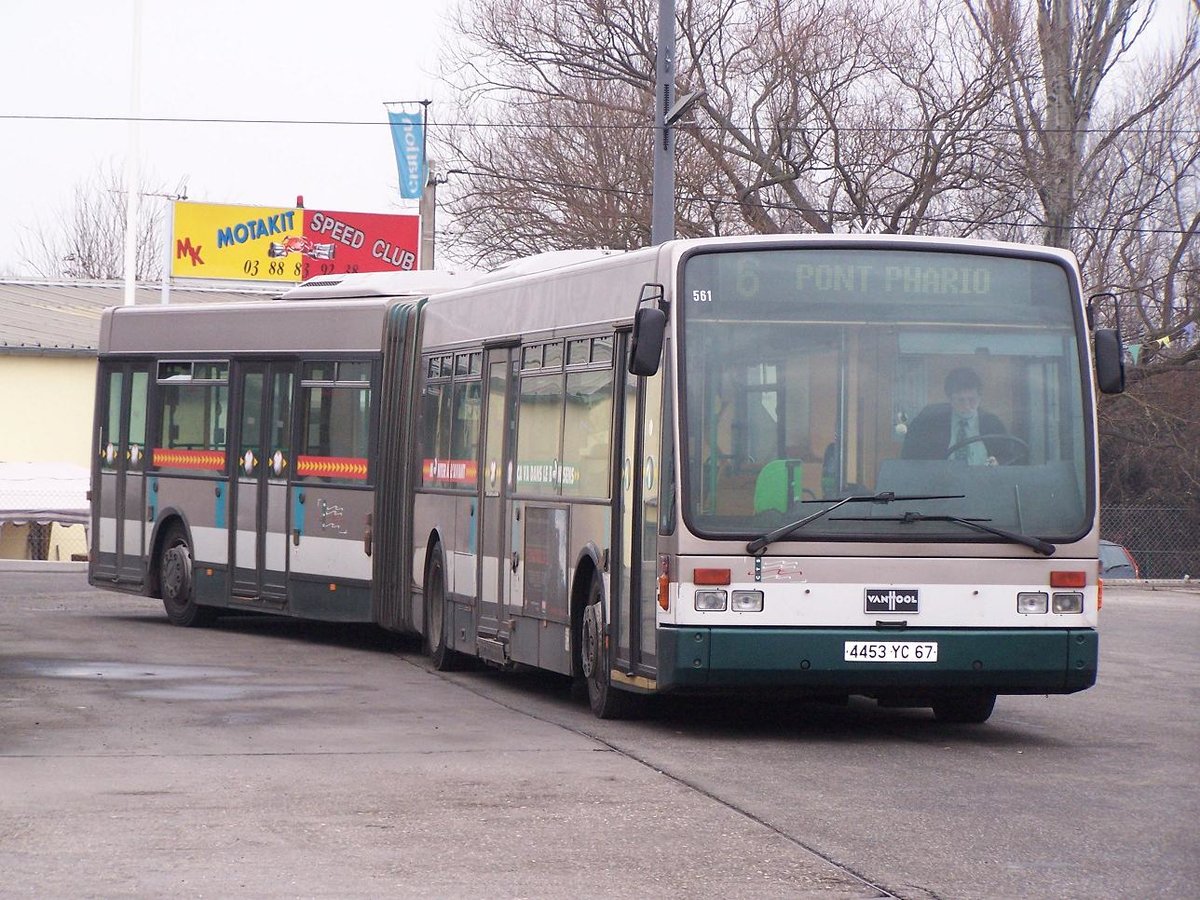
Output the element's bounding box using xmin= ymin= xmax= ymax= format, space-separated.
xmin=900 ymin=402 xmax=1008 ymax=460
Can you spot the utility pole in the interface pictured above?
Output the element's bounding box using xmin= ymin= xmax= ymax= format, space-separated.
xmin=650 ymin=0 xmax=703 ymax=246
xmin=419 ymin=165 xmax=437 ymax=270
xmin=650 ymin=0 xmax=676 ymax=246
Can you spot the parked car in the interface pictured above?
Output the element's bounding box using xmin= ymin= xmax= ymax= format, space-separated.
xmin=1099 ymin=539 xmax=1140 ymax=579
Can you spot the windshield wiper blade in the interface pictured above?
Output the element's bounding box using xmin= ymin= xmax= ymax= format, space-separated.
xmin=745 ymin=492 xmax=964 ymax=556
xmin=835 ymin=511 xmax=1056 ymax=556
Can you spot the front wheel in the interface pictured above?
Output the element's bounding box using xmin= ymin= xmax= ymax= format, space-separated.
xmin=931 ymin=691 xmax=996 ymax=724
xmin=158 ymin=524 xmax=215 ymax=628
xmin=579 ymin=575 xmax=641 ymax=719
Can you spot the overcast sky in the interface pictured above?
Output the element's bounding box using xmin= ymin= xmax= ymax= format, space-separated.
xmin=0 ymin=1 xmax=1188 ymax=277
xmin=0 ymin=0 xmax=457 ymax=275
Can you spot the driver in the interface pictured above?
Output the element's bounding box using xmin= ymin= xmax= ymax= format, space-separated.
xmin=901 ymin=367 xmax=1008 ymax=465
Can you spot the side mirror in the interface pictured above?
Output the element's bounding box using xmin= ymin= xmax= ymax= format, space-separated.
xmin=629 ymin=306 xmax=666 ymax=376
xmin=1094 ymin=328 xmax=1126 ymax=394
xmin=1087 ymin=292 xmax=1125 ymax=395
xmin=628 ymin=283 xmax=667 ymax=376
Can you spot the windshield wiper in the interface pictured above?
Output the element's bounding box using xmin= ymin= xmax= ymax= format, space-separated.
xmin=834 ymin=511 xmax=1056 ymax=556
xmin=745 ymin=492 xmax=964 ymax=556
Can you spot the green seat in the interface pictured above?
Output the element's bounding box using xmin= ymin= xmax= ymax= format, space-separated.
xmin=753 ymin=459 xmax=804 ymax=513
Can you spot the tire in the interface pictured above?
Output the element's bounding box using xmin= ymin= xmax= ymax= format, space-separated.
xmin=425 ymin=551 xmax=460 ymax=671
xmin=931 ymin=690 xmax=997 ymax=724
xmin=579 ymin=574 xmax=640 ymax=719
xmin=158 ymin=524 xmax=215 ymax=628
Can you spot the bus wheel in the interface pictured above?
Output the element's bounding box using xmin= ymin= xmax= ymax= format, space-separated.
xmin=580 ymin=575 xmax=639 ymax=719
xmin=425 ymin=551 xmax=460 ymax=671
xmin=158 ymin=524 xmax=214 ymax=628
xmin=931 ymin=691 xmax=997 ymax=724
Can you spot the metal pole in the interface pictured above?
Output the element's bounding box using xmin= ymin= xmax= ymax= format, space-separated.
xmin=419 ymin=168 xmax=436 ymax=270
xmin=420 ymin=100 xmax=434 ymax=269
xmin=650 ymin=0 xmax=676 ymax=246
xmin=122 ymin=0 xmax=143 ymax=304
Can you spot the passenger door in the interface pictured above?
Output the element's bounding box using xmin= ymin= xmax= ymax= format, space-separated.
xmin=613 ymin=336 xmax=662 ymax=677
xmin=93 ymin=362 xmax=150 ymax=585
xmin=476 ymin=345 xmax=517 ymax=639
xmin=230 ymin=361 xmax=294 ymax=599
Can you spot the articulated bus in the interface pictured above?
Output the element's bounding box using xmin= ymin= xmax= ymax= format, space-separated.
xmin=90 ymin=234 xmax=1126 ymax=722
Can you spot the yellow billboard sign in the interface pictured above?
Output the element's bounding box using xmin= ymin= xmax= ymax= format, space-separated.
xmin=171 ymin=201 xmax=304 ymax=282
xmin=170 ymin=201 xmax=422 ymax=283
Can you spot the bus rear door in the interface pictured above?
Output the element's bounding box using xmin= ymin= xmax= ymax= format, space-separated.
xmin=93 ymin=362 xmax=150 ymax=586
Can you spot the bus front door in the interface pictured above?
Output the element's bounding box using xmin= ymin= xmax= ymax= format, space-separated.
xmin=230 ymin=362 xmax=294 ymax=599
xmin=477 ymin=346 xmax=517 ymax=643
xmin=613 ymin=341 xmax=662 ymax=680
xmin=94 ymin=362 xmax=150 ymax=585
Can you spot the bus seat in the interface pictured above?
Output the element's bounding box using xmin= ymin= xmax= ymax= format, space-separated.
xmin=753 ymin=459 xmax=804 ymax=514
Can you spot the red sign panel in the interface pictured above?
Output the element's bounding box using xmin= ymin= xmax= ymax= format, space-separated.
xmin=299 ymin=209 xmax=420 ymax=281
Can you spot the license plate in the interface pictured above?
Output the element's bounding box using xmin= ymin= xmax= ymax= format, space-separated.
xmin=844 ymin=641 xmax=938 ymax=662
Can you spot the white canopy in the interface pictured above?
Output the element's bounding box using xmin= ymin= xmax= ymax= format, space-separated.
xmin=0 ymin=462 xmax=89 ymax=526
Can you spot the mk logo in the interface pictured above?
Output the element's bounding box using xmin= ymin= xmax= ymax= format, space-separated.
xmin=175 ymin=237 xmax=204 ymax=266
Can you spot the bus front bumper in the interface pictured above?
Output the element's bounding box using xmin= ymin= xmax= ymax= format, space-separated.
xmin=657 ymin=626 xmax=1098 ymax=695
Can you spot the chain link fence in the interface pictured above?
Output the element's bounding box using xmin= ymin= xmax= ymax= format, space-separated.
xmin=1100 ymin=507 xmax=1200 ymax=580
xmin=0 ymin=463 xmax=90 ymax=562
xmin=0 ymin=521 xmax=89 ymax=561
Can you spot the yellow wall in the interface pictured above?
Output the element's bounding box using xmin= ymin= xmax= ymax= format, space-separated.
xmin=0 ymin=356 xmax=97 ymax=467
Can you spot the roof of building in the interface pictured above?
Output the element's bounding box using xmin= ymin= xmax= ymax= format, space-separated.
xmin=0 ymin=279 xmax=281 ymax=356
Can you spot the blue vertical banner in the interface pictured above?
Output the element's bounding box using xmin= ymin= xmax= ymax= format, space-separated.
xmin=388 ymin=110 xmax=427 ymax=199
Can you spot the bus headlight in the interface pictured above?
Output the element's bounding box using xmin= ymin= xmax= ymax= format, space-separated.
xmin=694 ymin=590 xmax=728 ymax=611
xmin=731 ymin=590 xmax=764 ymax=612
xmin=1052 ymin=592 xmax=1084 ymax=614
xmin=1017 ymin=592 xmax=1048 ymax=614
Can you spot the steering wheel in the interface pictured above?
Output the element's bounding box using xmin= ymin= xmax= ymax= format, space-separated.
xmin=945 ymin=433 xmax=1030 ymax=466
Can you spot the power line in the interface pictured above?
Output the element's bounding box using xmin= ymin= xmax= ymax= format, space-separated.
xmin=448 ymin=168 xmax=1200 ymax=237
xmin=2 ymin=112 xmax=1197 ymax=137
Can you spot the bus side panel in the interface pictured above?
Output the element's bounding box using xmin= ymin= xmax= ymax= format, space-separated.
xmin=154 ymin=474 xmax=228 ymax=567
xmin=153 ymin=475 xmax=229 ymax=605
xmin=288 ymin=483 xmax=374 ymax=621
xmin=411 ymin=491 xmax=460 ymax=635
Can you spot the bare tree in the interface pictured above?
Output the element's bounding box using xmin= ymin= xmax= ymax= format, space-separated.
xmin=439 ymin=0 xmax=1024 ymax=260
xmin=17 ymin=161 xmax=169 ymax=281
xmin=969 ymin=0 xmax=1200 ymax=248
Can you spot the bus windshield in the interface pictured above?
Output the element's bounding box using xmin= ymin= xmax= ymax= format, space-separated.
xmin=679 ymin=247 xmax=1091 ymax=544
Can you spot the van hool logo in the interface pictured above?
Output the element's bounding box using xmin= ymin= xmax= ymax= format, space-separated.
xmin=865 ymin=588 xmax=919 ymax=613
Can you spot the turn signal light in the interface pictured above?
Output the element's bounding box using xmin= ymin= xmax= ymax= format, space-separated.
xmin=694 ymin=567 xmax=731 ymax=585
xmin=1050 ymin=571 xmax=1086 ymax=588
xmin=658 ymin=554 xmax=671 ymax=611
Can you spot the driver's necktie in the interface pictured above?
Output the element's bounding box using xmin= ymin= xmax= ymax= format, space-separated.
xmin=954 ymin=417 xmax=970 ymax=462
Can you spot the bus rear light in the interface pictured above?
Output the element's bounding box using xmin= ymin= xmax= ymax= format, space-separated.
xmin=693 ymin=567 xmax=731 ymax=585
xmin=1098 ymin=579 xmax=1104 ymax=609
xmin=731 ymin=590 xmax=764 ymax=612
xmin=1017 ymin=592 xmax=1048 ymax=614
xmin=1050 ymin=571 xmax=1086 ymax=588
xmin=695 ymin=590 xmax=727 ymax=611
xmin=1052 ymin=592 xmax=1084 ymax=614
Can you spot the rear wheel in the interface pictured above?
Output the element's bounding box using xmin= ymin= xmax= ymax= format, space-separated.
xmin=579 ymin=574 xmax=640 ymax=719
xmin=425 ymin=551 xmax=461 ymax=671
xmin=931 ymin=690 xmax=996 ymax=724
xmin=158 ymin=524 xmax=215 ymax=628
